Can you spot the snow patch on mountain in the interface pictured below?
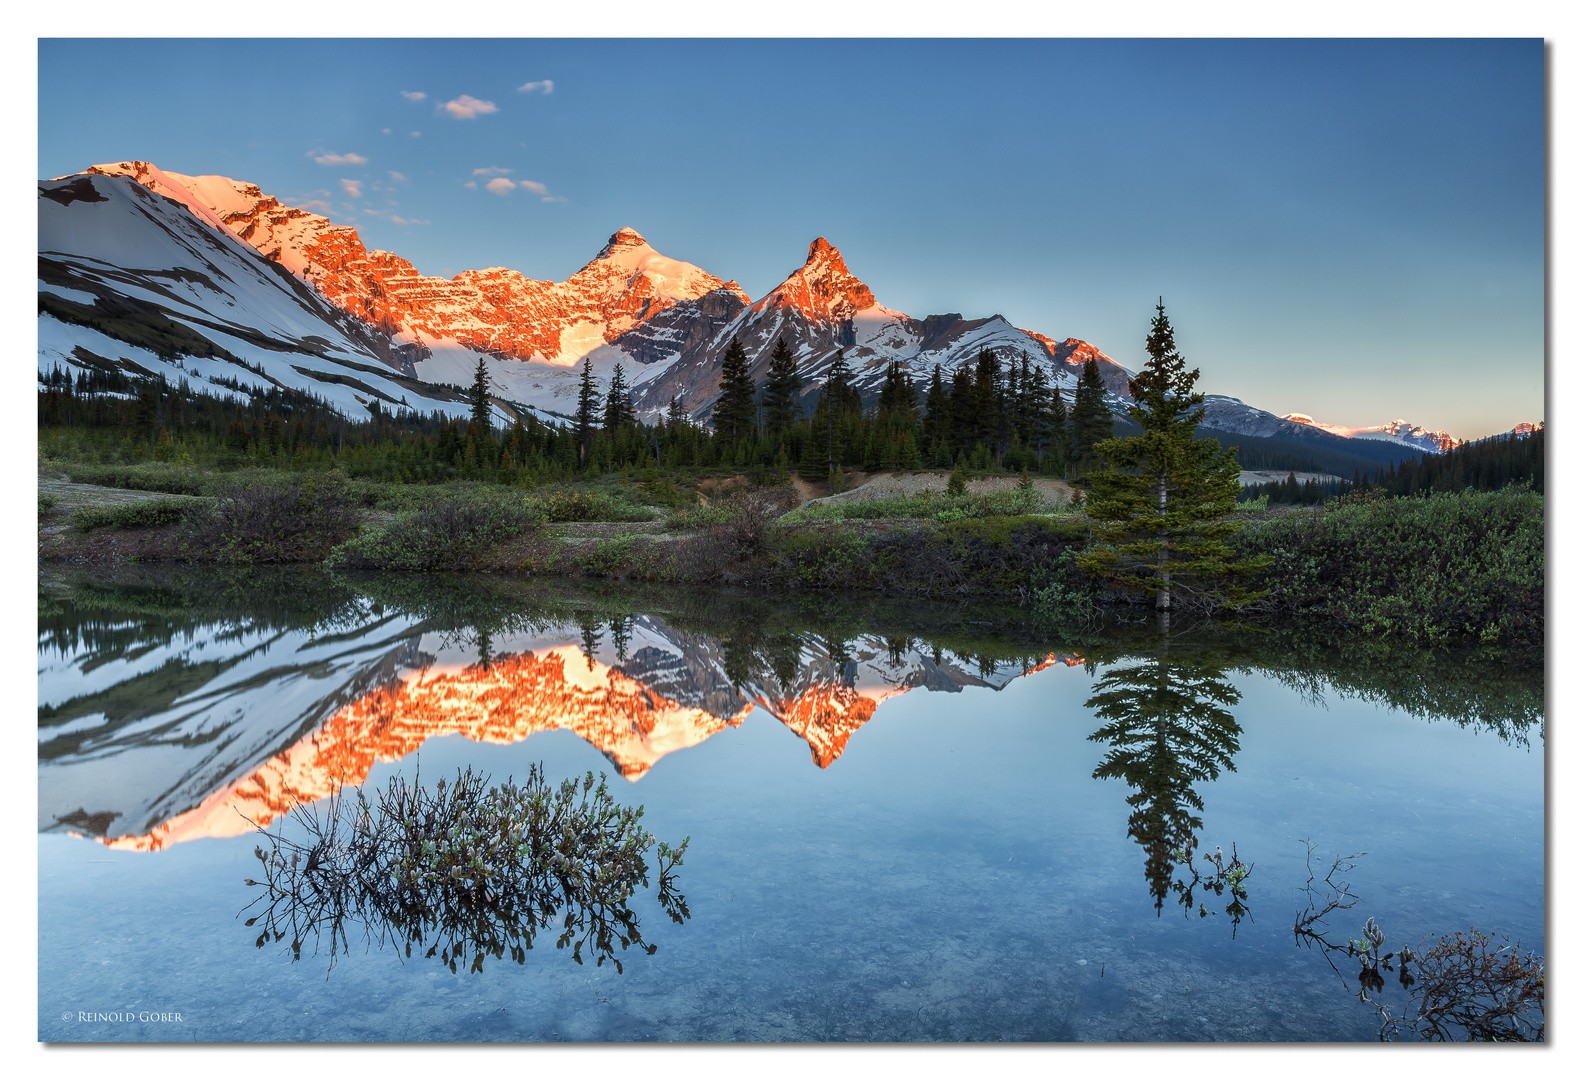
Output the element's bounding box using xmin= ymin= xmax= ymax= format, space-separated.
xmin=1281 ymin=414 xmax=1459 ymax=453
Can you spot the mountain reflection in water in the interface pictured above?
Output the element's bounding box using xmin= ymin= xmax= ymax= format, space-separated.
xmin=40 ymin=567 xmax=1542 ymax=874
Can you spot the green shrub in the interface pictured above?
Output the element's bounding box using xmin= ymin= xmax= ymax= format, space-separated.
xmin=331 ymin=492 xmax=545 ymax=571
xmin=781 ymin=485 xmax=1058 ymax=525
xmin=61 ymin=461 xmax=210 ymax=496
xmin=534 ymin=488 xmax=656 ymax=523
xmin=39 ymin=494 xmax=58 ymax=516
xmin=1233 ymin=485 xmax=1543 ymax=646
xmin=181 ymin=476 xmax=360 ymax=564
xmin=69 ymin=497 xmax=200 ymax=532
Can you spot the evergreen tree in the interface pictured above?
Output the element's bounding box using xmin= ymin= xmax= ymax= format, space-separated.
xmin=762 ymin=337 xmax=803 ymax=437
xmin=575 ymin=356 xmax=599 ymax=462
xmin=947 ymin=363 xmax=975 ymax=455
xmin=469 ymin=356 xmax=493 ymax=437
xmin=1050 ymin=382 xmax=1069 ymax=470
xmin=1078 ymin=301 xmax=1268 ymax=615
xmin=714 ymin=338 xmax=756 ymax=444
xmin=922 ymin=364 xmax=949 ymax=448
xmin=1070 ymin=358 xmax=1113 ymax=468
xmin=603 ymin=362 xmax=635 ymax=433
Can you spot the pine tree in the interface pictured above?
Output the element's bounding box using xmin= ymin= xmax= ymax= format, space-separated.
xmin=1070 ymin=358 xmax=1113 ymax=468
xmin=1078 ymin=301 xmax=1268 ymax=615
xmin=603 ymin=362 xmax=635 ymax=433
xmin=762 ymin=337 xmax=803 ymax=437
xmin=574 ymin=356 xmax=598 ymax=463
xmin=714 ymin=338 xmax=756 ymax=444
xmin=469 ymin=356 xmax=492 ymax=437
xmin=922 ymin=364 xmax=949 ymax=448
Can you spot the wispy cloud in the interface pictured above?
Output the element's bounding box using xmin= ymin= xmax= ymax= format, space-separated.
xmin=519 ymin=180 xmax=547 ymax=195
xmin=390 ymin=216 xmax=430 ymax=226
xmin=464 ymin=180 xmax=477 ymax=189
xmin=340 ymin=178 xmax=363 ymax=199
xmin=301 ymin=199 xmax=333 ymax=214
xmin=388 ymin=171 xmax=408 ymax=183
xmin=472 ymin=166 xmax=513 ymax=177
xmin=441 ymin=94 xmax=498 ymax=119
xmin=475 ymin=174 xmax=556 ymax=199
xmin=381 ymin=128 xmax=392 ymax=134
xmin=410 ymin=131 xmax=422 ymax=138
xmin=311 ymin=151 xmax=368 ymax=166
xmin=517 ymin=79 xmax=554 ymax=95
xmin=401 ymin=90 xmax=426 ymax=101
xmin=541 ymin=195 xmax=568 ymax=203
xmin=485 ymin=177 xmax=517 ymax=195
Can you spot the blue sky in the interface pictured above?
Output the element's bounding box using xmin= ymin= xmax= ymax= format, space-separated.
xmin=38 ymin=38 xmax=1543 ymax=438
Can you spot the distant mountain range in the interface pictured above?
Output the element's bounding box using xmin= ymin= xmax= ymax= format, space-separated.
xmin=38 ymin=161 xmax=1517 ymax=464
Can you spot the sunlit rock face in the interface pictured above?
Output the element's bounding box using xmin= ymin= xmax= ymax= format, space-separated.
xmin=82 ymin=164 xmax=743 ymax=365
xmin=42 ymin=606 xmax=1082 ymax=851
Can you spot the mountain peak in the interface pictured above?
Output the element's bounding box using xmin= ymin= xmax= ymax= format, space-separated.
xmin=608 ymin=226 xmax=646 ymax=247
xmin=759 ymin=236 xmax=875 ymax=322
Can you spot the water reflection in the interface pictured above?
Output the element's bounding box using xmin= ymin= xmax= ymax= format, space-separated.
xmin=1085 ymin=638 xmax=1250 ymax=924
xmin=40 ymin=567 xmax=1542 ymax=872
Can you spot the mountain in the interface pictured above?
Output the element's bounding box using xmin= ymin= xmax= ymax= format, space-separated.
xmin=39 ymin=161 xmax=1480 ymax=452
xmin=615 ymin=236 xmax=1137 ymax=421
xmin=41 ymin=603 xmax=1081 ymax=851
xmin=1279 ymin=413 xmax=1459 ymax=454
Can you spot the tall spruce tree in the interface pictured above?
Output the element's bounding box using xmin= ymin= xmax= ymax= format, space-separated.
xmin=762 ymin=337 xmax=803 ymax=437
xmin=1070 ymin=358 xmax=1113 ymax=467
xmin=922 ymin=364 xmax=949 ymax=448
xmin=603 ymin=362 xmax=635 ymax=433
xmin=574 ymin=355 xmax=599 ymax=462
xmin=468 ymin=356 xmax=493 ymax=437
xmin=713 ymin=338 xmax=756 ymax=444
xmin=1077 ymin=301 xmax=1268 ymax=615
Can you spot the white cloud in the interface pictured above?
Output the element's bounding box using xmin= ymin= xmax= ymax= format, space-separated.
xmin=517 ymin=79 xmax=554 ymax=95
xmin=381 ymin=128 xmax=392 ymax=134
xmin=441 ymin=94 xmax=498 ymax=119
xmin=340 ymin=178 xmax=363 ymax=199
xmin=410 ymin=131 xmax=422 ymax=138
xmin=312 ymin=151 xmax=368 ymax=166
xmin=301 ymin=199 xmax=332 ymax=214
xmin=519 ymin=180 xmax=547 ymax=195
xmin=463 ymin=181 xmax=477 ymax=189
xmin=388 ymin=171 xmax=407 ymax=183
xmin=541 ymin=195 xmax=568 ymax=203
xmin=472 ymin=166 xmax=513 ymax=177
xmin=485 ymin=177 xmax=517 ymax=195
xmin=401 ymin=90 xmax=426 ymax=101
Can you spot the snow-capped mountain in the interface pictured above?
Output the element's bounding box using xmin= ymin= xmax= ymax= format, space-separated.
xmin=1280 ymin=414 xmax=1459 ymax=454
xmin=83 ymin=162 xmax=745 ymax=367
xmin=41 ymin=598 xmax=1081 ymax=851
xmin=616 ymin=236 xmax=1136 ymax=421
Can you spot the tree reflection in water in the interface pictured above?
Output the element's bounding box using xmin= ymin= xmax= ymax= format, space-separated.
xmin=1086 ymin=638 xmax=1252 ymax=928
xmin=241 ymin=764 xmax=689 ymax=976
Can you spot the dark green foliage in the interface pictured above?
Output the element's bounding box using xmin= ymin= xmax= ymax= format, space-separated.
xmin=762 ymin=337 xmax=803 ymax=437
xmin=180 ymin=476 xmax=361 ymax=564
xmin=575 ymin=356 xmax=599 ymax=462
xmin=1366 ymin=426 xmax=1544 ymax=496
xmin=68 ymin=497 xmax=200 ymax=532
xmin=1079 ymin=301 xmax=1266 ymax=612
xmin=468 ymin=357 xmax=492 ymax=437
xmin=1232 ymin=486 xmax=1543 ymax=646
xmin=330 ymin=491 xmax=546 ymax=571
xmin=1070 ymin=357 xmax=1113 ymax=467
xmin=603 ymin=363 xmax=635 ymax=433
xmin=538 ymin=489 xmax=655 ymax=523
xmin=713 ymin=338 xmax=756 ymax=444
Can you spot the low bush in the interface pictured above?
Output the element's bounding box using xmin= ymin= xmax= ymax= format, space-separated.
xmin=534 ymin=488 xmax=656 ymax=523
xmin=1233 ymin=485 xmax=1543 ymax=646
xmin=330 ymin=491 xmax=545 ymax=571
xmin=781 ymin=486 xmax=1062 ymax=524
xmin=69 ymin=497 xmax=201 ymax=532
xmin=181 ymin=476 xmax=361 ymax=564
xmin=39 ymin=494 xmax=58 ymax=516
xmin=60 ymin=461 xmax=210 ymax=496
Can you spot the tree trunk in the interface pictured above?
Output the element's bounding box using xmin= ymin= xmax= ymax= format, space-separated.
xmin=1156 ymin=471 xmax=1170 ymax=611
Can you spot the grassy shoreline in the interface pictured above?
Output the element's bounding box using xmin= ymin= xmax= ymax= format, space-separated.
xmin=37 ymin=459 xmax=1543 ymax=649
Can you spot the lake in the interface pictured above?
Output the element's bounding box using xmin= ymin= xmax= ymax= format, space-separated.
xmin=37 ymin=565 xmax=1544 ymax=1042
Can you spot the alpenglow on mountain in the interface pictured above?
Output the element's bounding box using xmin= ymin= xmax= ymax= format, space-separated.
xmin=37 ymin=161 xmax=1465 ymax=455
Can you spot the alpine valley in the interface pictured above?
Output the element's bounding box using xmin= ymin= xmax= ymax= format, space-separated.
xmin=39 ymin=162 xmax=1460 ymax=473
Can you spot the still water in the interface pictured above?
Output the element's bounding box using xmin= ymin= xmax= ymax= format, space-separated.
xmin=37 ymin=566 xmax=1544 ymax=1042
